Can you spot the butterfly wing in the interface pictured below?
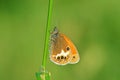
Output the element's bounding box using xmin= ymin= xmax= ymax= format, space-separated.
xmin=62 ymin=34 xmax=80 ymax=64
xmin=50 ymin=27 xmax=80 ymax=65
xmin=50 ymin=32 xmax=72 ymax=65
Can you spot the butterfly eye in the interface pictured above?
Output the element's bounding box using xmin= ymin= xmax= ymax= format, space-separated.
xmin=66 ymin=46 xmax=70 ymax=51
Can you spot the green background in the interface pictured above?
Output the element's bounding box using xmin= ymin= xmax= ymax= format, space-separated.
xmin=0 ymin=0 xmax=120 ymax=80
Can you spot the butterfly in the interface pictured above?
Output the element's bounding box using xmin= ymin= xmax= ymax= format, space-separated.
xmin=49 ymin=27 xmax=80 ymax=65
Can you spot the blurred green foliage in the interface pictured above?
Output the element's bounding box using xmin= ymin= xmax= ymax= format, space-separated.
xmin=0 ymin=0 xmax=120 ymax=80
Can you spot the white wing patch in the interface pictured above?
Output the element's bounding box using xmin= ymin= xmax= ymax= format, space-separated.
xmin=50 ymin=50 xmax=71 ymax=65
xmin=56 ymin=50 xmax=70 ymax=59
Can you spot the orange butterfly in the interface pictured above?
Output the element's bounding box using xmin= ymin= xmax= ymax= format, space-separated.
xmin=49 ymin=27 xmax=80 ymax=65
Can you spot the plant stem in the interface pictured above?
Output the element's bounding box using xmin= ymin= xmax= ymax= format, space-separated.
xmin=42 ymin=0 xmax=53 ymax=71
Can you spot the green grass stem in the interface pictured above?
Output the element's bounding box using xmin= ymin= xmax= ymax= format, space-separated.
xmin=42 ymin=0 xmax=53 ymax=70
xmin=36 ymin=0 xmax=53 ymax=80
